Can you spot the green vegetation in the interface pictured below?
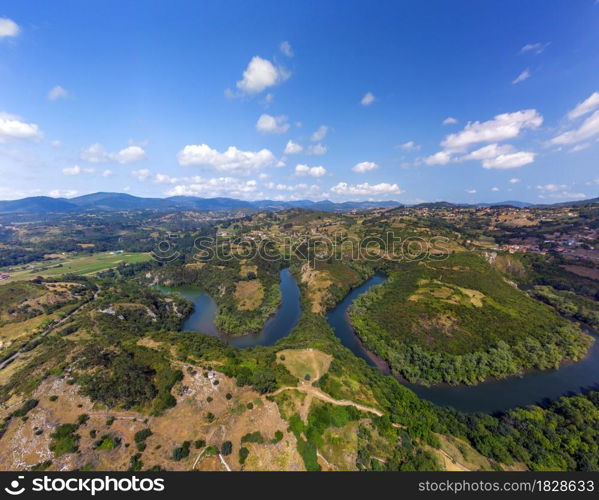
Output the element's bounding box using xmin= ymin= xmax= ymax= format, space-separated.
xmin=241 ymin=431 xmax=264 ymax=444
xmin=532 ymin=286 xmax=599 ymax=328
xmin=350 ymin=253 xmax=592 ymax=385
xmin=49 ymin=424 xmax=80 ymax=457
xmin=172 ymin=441 xmax=191 ymax=461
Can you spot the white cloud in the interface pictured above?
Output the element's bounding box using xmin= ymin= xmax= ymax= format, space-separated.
xmin=310 ymin=125 xmax=329 ymax=142
xmin=62 ymin=165 xmax=81 ymax=176
xmin=461 ymin=143 xmax=536 ymax=169
xmin=360 ymin=92 xmax=376 ymax=106
xmin=537 ymin=183 xmax=567 ymax=193
xmin=509 ymin=178 xmax=521 ymax=184
xmin=177 ymin=144 xmax=276 ymax=175
xmin=465 ymin=189 xmax=477 ymax=194
xmin=47 ymin=85 xmax=69 ymax=101
xmin=550 ymin=110 xmax=599 ymax=145
xmin=132 ymin=169 xmax=151 ymax=181
xmin=80 ymin=143 xmax=146 ymax=164
xmin=81 ymin=143 xmax=110 ymax=163
xmin=48 ymin=189 xmax=78 ymax=198
xmin=330 ymin=182 xmax=403 ymax=197
xmin=424 ymin=151 xmax=453 ymax=166
xmin=512 ymin=69 xmax=531 ymax=84
xmin=256 ymin=114 xmax=289 ymax=134
xmin=61 ymin=165 xmax=94 ymax=176
xmin=0 ymin=18 xmax=19 ymax=39
xmin=567 ymin=91 xmax=599 ymax=120
xmin=441 ymin=109 xmax=542 ymax=151
xmin=166 ymin=177 xmax=259 ymax=199
xmin=443 ymin=117 xmax=458 ymax=125
xmin=0 ymin=112 xmax=43 ymax=143
xmin=154 ymin=173 xmax=178 ymax=184
xmin=295 ymin=164 xmax=326 ymax=177
xmin=51 ymin=140 xmax=62 ymax=148
xmin=102 ymin=169 xmax=113 ymax=177
xmin=536 ymin=184 xmax=586 ymax=200
xmin=284 ymin=140 xmax=303 ymax=155
xmin=570 ymin=143 xmax=591 ymax=153
xmin=520 ymin=42 xmax=550 ymax=55
xmin=114 ymin=145 xmax=146 ymax=164
xmin=352 ymin=161 xmax=378 ymax=173
xmin=235 ymin=56 xmax=289 ymax=95
xmin=307 ymin=144 xmax=327 ymax=155
xmin=280 ymin=41 xmax=293 ymax=57
xmin=398 ymin=141 xmax=420 ymax=151
xmin=491 ymin=187 xmax=500 ymax=192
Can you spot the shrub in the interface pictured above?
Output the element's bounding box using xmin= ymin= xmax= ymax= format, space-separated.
xmin=221 ymin=441 xmax=233 ymax=456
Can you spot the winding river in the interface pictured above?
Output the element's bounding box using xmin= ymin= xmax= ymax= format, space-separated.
xmin=327 ymin=274 xmax=599 ymax=414
xmin=163 ymin=268 xmax=301 ymax=349
xmin=164 ymin=270 xmax=599 ymax=414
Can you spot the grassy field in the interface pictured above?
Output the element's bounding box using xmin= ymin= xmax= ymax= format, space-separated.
xmin=0 ymin=252 xmax=152 ymax=284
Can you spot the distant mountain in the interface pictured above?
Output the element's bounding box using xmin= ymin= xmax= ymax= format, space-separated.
xmin=0 ymin=196 xmax=78 ymax=214
xmin=475 ymin=201 xmax=533 ymax=208
xmin=0 ymin=192 xmax=596 ymax=215
xmin=0 ymin=192 xmax=402 ymax=215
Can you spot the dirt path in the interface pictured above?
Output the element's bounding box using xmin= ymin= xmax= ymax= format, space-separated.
xmin=273 ymin=384 xmax=383 ymax=417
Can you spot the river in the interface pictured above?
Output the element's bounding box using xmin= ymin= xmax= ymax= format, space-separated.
xmin=162 ymin=267 xmax=301 ymax=349
xmin=326 ymin=273 xmax=599 ymax=414
xmin=163 ymin=270 xmax=599 ymax=414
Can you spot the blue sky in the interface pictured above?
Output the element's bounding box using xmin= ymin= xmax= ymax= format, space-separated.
xmin=0 ymin=0 xmax=598 ymax=203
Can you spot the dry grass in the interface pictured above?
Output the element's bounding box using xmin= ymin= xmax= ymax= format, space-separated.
xmin=276 ymin=348 xmax=332 ymax=383
xmin=234 ymin=280 xmax=264 ymax=311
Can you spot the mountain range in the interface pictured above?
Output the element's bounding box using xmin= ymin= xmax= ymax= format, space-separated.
xmin=0 ymin=192 xmax=597 ymax=215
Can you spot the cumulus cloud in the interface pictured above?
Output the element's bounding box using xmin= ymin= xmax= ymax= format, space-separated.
xmin=49 ymin=189 xmax=78 ymax=198
xmin=256 ymin=114 xmax=289 ymax=134
xmin=512 ymin=69 xmax=531 ymax=84
xmin=177 ymin=144 xmax=277 ymax=175
xmin=443 ymin=117 xmax=458 ymax=125
xmin=280 ymin=41 xmax=293 ymax=57
xmin=235 ymin=56 xmax=289 ymax=95
xmin=424 ymin=151 xmax=453 ymax=166
xmin=310 ymin=125 xmax=329 ymax=142
xmin=330 ymin=182 xmax=403 ymax=197
xmin=295 ymin=164 xmax=326 ymax=177
xmin=550 ymin=110 xmax=599 ymax=145
xmin=62 ymin=165 xmax=81 ymax=176
xmin=80 ymin=143 xmax=146 ymax=164
xmin=62 ymin=165 xmax=94 ymax=176
xmin=397 ymin=141 xmax=420 ymax=151
xmin=351 ymin=161 xmax=378 ymax=173
xmin=440 ymin=109 xmax=542 ymax=151
xmin=461 ymin=143 xmax=536 ymax=169
xmin=520 ymin=42 xmax=550 ymax=55
xmin=102 ymin=169 xmax=113 ymax=177
xmin=132 ymin=168 xmax=151 ymax=181
xmin=284 ymin=140 xmax=303 ymax=155
xmin=307 ymin=144 xmax=327 ymax=155
xmin=114 ymin=145 xmax=146 ymax=164
xmin=509 ymin=178 xmax=521 ymax=184
xmin=360 ymin=92 xmax=376 ymax=106
xmin=153 ymin=173 xmax=178 ymax=184
xmin=465 ymin=189 xmax=477 ymax=194
xmin=567 ymin=91 xmax=599 ymax=121
xmin=536 ymin=183 xmax=586 ymax=200
xmin=0 ymin=18 xmax=19 ymax=39
xmin=0 ymin=112 xmax=43 ymax=143
xmin=166 ymin=177 xmax=258 ymax=199
xmin=491 ymin=187 xmax=500 ymax=192
xmin=48 ymin=85 xmax=69 ymax=101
